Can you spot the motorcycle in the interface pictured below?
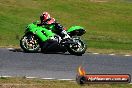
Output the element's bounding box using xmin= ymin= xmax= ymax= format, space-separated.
xmin=20 ymin=21 xmax=87 ymax=55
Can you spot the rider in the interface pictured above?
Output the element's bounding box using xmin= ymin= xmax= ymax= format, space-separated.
xmin=38 ymin=12 xmax=70 ymax=40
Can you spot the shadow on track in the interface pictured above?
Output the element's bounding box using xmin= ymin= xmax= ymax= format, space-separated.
xmin=9 ymin=48 xmax=23 ymax=52
xmin=8 ymin=48 xmax=72 ymax=55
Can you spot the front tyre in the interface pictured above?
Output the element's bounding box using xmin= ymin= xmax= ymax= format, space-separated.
xmin=67 ymin=38 xmax=87 ymax=56
xmin=20 ymin=34 xmax=40 ymax=53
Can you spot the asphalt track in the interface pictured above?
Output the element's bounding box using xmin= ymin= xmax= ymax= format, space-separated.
xmin=0 ymin=48 xmax=132 ymax=81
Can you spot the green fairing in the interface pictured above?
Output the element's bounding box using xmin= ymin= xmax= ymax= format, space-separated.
xmin=26 ymin=20 xmax=83 ymax=42
xmin=67 ymin=26 xmax=84 ymax=33
xmin=27 ymin=23 xmax=55 ymax=42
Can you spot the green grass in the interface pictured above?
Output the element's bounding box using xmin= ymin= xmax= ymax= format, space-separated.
xmin=0 ymin=0 xmax=132 ymax=53
xmin=0 ymin=77 xmax=132 ymax=88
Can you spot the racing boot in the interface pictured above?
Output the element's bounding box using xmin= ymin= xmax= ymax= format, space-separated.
xmin=61 ymin=30 xmax=70 ymax=39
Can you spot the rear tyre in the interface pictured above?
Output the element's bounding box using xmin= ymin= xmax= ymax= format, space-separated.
xmin=20 ymin=34 xmax=40 ymax=53
xmin=67 ymin=38 xmax=87 ymax=56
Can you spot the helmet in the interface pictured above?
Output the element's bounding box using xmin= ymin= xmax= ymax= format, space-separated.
xmin=41 ymin=12 xmax=51 ymax=21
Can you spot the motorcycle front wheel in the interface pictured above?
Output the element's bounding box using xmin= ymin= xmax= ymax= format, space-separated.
xmin=20 ymin=34 xmax=40 ymax=53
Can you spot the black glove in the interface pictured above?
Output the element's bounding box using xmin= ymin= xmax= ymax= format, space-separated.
xmin=37 ymin=23 xmax=42 ymax=26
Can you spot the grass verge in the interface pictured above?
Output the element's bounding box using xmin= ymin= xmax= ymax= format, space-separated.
xmin=0 ymin=77 xmax=132 ymax=88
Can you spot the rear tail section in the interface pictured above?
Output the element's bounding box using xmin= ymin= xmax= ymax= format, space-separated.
xmin=67 ymin=26 xmax=86 ymax=37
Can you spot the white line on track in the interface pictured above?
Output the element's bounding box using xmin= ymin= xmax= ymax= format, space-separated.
xmin=5 ymin=48 xmax=132 ymax=57
xmin=0 ymin=75 xmax=74 ymax=81
xmin=57 ymin=79 xmax=74 ymax=81
xmin=92 ymin=53 xmax=99 ymax=55
xmin=109 ymin=54 xmax=115 ymax=56
xmin=41 ymin=78 xmax=56 ymax=80
xmin=0 ymin=75 xmax=12 ymax=78
xmin=26 ymin=76 xmax=37 ymax=79
xmin=124 ymin=55 xmax=131 ymax=57
xmin=7 ymin=48 xmax=14 ymax=49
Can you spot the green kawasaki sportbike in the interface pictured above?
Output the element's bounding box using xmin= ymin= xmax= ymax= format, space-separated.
xmin=20 ymin=21 xmax=87 ymax=55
